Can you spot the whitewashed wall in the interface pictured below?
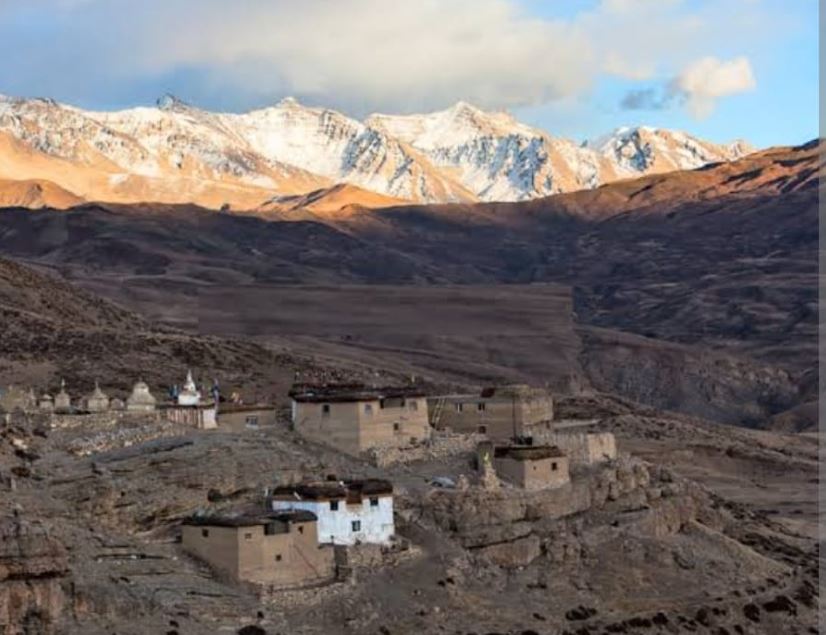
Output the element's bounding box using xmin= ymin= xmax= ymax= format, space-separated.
xmin=271 ymin=496 xmax=394 ymax=545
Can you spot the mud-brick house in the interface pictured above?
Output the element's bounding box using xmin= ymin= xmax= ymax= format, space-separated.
xmin=478 ymin=442 xmax=569 ymax=490
xmin=181 ymin=510 xmax=335 ymax=589
xmin=217 ymin=404 xmax=278 ymax=431
xmin=270 ymin=479 xmax=394 ymax=546
xmin=290 ymin=384 xmax=430 ymax=456
xmin=429 ymin=385 xmax=554 ymax=441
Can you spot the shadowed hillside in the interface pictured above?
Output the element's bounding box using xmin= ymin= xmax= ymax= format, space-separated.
xmin=0 ymin=141 xmax=818 ymax=427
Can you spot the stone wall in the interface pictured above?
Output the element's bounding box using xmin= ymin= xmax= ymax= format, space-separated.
xmin=65 ymin=420 xmax=185 ymax=456
xmin=365 ymin=431 xmax=485 ymax=467
xmin=342 ymin=539 xmax=422 ymax=572
xmin=50 ymin=411 xmax=160 ymax=431
xmin=533 ymin=431 xmax=617 ymax=466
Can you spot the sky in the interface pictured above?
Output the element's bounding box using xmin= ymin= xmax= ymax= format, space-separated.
xmin=0 ymin=0 xmax=818 ymax=147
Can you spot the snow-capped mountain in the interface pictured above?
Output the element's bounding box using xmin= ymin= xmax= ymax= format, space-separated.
xmin=367 ymin=103 xmax=752 ymax=201
xmin=0 ymin=95 xmax=753 ymax=209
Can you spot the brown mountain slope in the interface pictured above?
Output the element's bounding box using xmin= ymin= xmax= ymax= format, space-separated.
xmin=0 ymin=129 xmax=326 ymax=211
xmin=0 ymin=257 xmax=363 ymax=400
xmin=0 ymin=141 xmax=817 ymax=427
xmin=256 ymin=183 xmax=407 ymax=218
xmin=333 ymin=138 xmax=819 ymax=227
xmin=0 ymin=178 xmax=84 ymax=209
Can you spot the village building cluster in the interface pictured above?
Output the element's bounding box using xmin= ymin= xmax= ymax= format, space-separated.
xmin=2 ymin=374 xmax=618 ymax=592
xmin=0 ymin=371 xmax=277 ymax=431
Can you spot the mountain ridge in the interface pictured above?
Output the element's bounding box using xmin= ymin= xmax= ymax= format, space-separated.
xmin=0 ymin=94 xmax=753 ymax=210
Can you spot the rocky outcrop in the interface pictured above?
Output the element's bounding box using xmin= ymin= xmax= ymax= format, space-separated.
xmin=419 ymin=459 xmax=722 ymax=568
xmin=0 ymin=517 xmax=69 ymax=634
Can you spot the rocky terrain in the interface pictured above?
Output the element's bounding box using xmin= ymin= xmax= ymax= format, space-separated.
xmin=0 ymin=94 xmax=750 ymax=208
xmin=0 ymin=389 xmax=817 ymax=634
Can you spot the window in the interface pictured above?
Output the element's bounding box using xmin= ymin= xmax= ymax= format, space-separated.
xmin=552 ymin=462 xmax=558 ymax=471
xmin=245 ymin=415 xmax=258 ymax=427
xmin=364 ymin=403 xmax=373 ymax=415
xmin=477 ymin=402 xmax=486 ymax=411
xmin=370 ymin=497 xmax=379 ymax=507
xmin=275 ymin=554 xmax=282 ymax=562
xmin=455 ymin=403 xmax=463 ymax=412
xmin=351 ymin=520 xmax=361 ymax=532
xmin=201 ymin=529 xmax=209 ymax=538
xmin=393 ymin=422 xmax=400 ymax=431
xmin=322 ymin=404 xmax=331 ymax=417
xmin=298 ymin=525 xmax=304 ymax=534
xmin=409 ymin=400 xmax=418 ymax=411
xmin=478 ymin=425 xmax=487 ymax=434
xmin=330 ymin=500 xmax=339 ymax=511
xmin=244 ymin=532 xmax=253 ymax=540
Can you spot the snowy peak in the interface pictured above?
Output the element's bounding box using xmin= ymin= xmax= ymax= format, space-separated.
xmin=588 ymin=126 xmax=755 ymax=175
xmin=156 ymin=93 xmax=191 ymax=112
xmin=367 ymin=100 xmax=540 ymax=150
xmin=0 ymin=94 xmax=754 ymax=208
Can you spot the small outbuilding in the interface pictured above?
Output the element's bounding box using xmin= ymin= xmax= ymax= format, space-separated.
xmin=217 ymin=404 xmax=278 ymax=431
xmin=181 ymin=510 xmax=335 ymax=589
xmin=478 ymin=443 xmax=569 ymax=490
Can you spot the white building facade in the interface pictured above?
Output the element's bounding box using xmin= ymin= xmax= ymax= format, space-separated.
xmin=269 ymin=480 xmax=394 ymax=546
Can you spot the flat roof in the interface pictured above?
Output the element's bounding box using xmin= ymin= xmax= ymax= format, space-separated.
xmin=289 ymin=383 xmax=426 ymax=403
xmin=430 ymin=385 xmax=551 ymax=402
xmin=217 ymin=404 xmax=277 ymax=414
xmin=182 ymin=510 xmax=317 ymax=527
xmin=494 ymin=445 xmax=565 ymax=461
xmin=270 ymin=479 xmax=393 ymax=501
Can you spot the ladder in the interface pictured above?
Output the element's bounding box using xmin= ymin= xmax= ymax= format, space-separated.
xmin=430 ymin=397 xmax=446 ymax=428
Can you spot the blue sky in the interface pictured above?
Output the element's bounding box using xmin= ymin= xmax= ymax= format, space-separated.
xmin=0 ymin=0 xmax=818 ymax=147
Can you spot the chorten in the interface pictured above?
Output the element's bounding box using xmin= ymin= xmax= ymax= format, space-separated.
xmin=38 ymin=393 xmax=54 ymax=413
xmin=177 ymin=370 xmax=201 ymax=406
xmin=126 ymin=380 xmax=156 ymax=412
xmin=85 ymin=381 xmax=109 ymax=413
xmin=54 ymin=380 xmax=71 ymax=413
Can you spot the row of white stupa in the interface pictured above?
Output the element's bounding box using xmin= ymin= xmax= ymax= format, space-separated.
xmin=40 ymin=371 xmax=204 ymax=414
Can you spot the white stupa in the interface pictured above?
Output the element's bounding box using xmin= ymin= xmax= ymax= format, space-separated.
xmin=177 ymin=370 xmax=201 ymax=406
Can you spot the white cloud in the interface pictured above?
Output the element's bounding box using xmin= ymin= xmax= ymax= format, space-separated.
xmin=671 ymin=56 xmax=757 ymax=118
xmin=0 ymin=0 xmax=772 ymax=115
